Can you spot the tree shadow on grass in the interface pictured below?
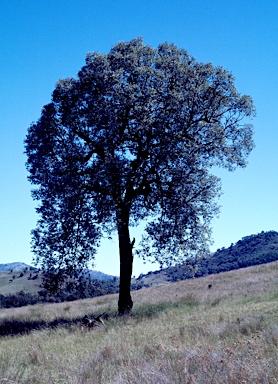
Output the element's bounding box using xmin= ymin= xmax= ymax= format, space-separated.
xmin=0 ymin=310 xmax=116 ymax=337
xmin=0 ymin=317 xmax=81 ymax=337
xmin=0 ymin=298 xmax=199 ymax=337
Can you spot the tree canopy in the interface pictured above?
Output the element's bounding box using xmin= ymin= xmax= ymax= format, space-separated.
xmin=25 ymin=38 xmax=255 ymax=313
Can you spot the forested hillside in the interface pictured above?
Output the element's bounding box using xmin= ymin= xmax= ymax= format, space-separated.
xmin=200 ymin=230 xmax=278 ymax=275
xmin=135 ymin=231 xmax=278 ymax=286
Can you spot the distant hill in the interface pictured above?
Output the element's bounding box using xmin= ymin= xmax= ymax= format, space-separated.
xmin=134 ymin=230 xmax=278 ymax=288
xmin=0 ymin=263 xmax=116 ymax=281
xmin=0 ymin=263 xmax=118 ymax=306
xmin=0 ymin=262 xmax=33 ymax=272
xmin=85 ymin=270 xmax=117 ymax=281
xmin=0 ymin=269 xmax=42 ymax=296
xmin=0 ymin=262 xmax=119 ymax=308
xmin=0 ymin=268 xmax=119 ymax=308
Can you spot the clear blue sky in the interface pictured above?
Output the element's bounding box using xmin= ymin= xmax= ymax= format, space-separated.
xmin=1 ymin=0 xmax=277 ymax=276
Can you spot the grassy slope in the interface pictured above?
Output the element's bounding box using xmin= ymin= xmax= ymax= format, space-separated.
xmin=0 ymin=271 xmax=41 ymax=295
xmin=0 ymin=261 xmax=277 ymax=383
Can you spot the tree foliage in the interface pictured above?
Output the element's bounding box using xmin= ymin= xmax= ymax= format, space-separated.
xmin=25 ymin=38 xmax=255 ymax=313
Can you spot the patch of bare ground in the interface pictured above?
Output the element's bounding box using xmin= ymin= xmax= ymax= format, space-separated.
xmin=0 ymin=261 xmax=277 ymax=383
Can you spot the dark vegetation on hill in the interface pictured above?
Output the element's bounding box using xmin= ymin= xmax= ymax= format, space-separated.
xmin=199 ymin=230 xmax=278 ymax=274
xmin=1 ymin=230 xmax=277 ymax=308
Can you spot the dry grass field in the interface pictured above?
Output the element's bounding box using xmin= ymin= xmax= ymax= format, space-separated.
xmin=0 ymin=261 xmax=277 ymax=383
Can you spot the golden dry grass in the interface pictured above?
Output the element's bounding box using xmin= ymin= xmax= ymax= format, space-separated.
xmin=0 ymin=261 xmax=277 ymax=383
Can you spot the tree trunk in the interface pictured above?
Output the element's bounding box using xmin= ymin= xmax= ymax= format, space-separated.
xmin=117 ymin=209 xmax=134 ymax=315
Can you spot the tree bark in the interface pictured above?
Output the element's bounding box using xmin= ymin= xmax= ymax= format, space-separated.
xmin=117 ymin=209 xmax=134 ymax=315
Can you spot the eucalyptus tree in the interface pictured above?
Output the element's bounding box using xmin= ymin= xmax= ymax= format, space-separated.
xmin=25 ymin=38 xmax=255 ymax=314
